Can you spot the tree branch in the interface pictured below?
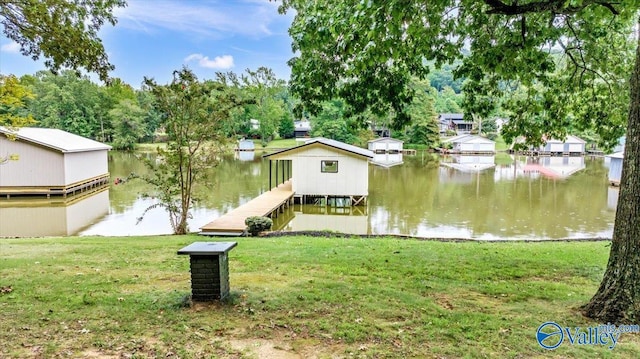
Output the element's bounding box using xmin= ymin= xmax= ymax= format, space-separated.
xmin=483 ymin=0 xmax=620 ymax=15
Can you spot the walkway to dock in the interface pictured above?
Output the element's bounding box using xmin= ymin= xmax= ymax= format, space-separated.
xmin=200 ymin=180 xmax=294 ymax=236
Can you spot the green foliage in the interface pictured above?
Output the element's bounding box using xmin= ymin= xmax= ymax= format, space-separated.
xmin=25 ymin=71 xmax=105 ymax=139
xmin=0 ymin=74 xmax=36 ymax=128
xmin=278 ymin=116 xmax=295 ymax=138
xmin=244 ymin=216 xmax=273 ymax=236
xmin=433 ymin=86 xmax=464 ymax=114
xmin=0 ymin=0 xmax=125 ymax=81
xmin=406 ymin=79 xmax=440 ymax=148
xmin=108 ymin=99 xmax=146 ymax=150
xmin=138 ymin=68 xmax=245 ymax=234
xmin=428 ymin=63 xmax=465 ymax=93
xmin=309 ymin=99 xmax=363 ymax=144
xmin=225 ymin=67 xmax=288 ymax=144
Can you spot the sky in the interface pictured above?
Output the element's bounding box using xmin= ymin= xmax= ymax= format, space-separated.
xmin=0 ymin=0 xmax=295 ymax=87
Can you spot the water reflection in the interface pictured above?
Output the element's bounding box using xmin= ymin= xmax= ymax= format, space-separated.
xmin=371 ymin=153 xmax=403 ymax=168
xmin=0 ymin=188 xmax=109 ymax=237
xmin=608 ymin=186 xmax=619 ymax=211
xmin=234 ymin=150 xmax=256 ymax=162
xmin=275 ymin=204 xmax=369 ymax=235
xmin=441 ymin=155 xmax=495 ymax=172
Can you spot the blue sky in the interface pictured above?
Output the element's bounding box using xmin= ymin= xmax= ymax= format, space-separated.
xmin=0 ymin=0 xmax=295 ymax=87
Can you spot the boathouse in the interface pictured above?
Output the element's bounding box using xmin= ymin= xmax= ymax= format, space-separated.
xmin=237 ymin=139 xmax=255 ymax=151
xmin=0 ymin=127 xmax=111 ymax=197
xmin=515 ymin=135 xmax=586 ymax=155
xmin=540 ymin=135 xmax=586 ymax=155
xmin=263 ymin=138 xmax=374 ymax=205
xmin=441 ymin=134 xmax=496 ymax=154
xmin=607 ymin=152 xmax=624 ymax=186
xmin=367 ymin=137 xmax=403 ymax=153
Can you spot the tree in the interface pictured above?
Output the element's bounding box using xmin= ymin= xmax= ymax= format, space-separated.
xmin=0 ymin=74 xmax=36 ymax=128
xmin=0 ymin=0 xmax=125 ymax=82
xmin=282 ymin=0 xmax=640 ymax=322
xmin=139 ymin=68 xmax=244 ymax=235
xmin=406 ymin=79 xmax=440 ymax=148
xmin=25 ymin=71 xmax=105 ymax=139
xmin=108 ymin=99 xmax=146 ymax=150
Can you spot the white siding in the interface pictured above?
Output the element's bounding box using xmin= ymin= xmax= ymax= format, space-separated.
xmin=282 ymin=146 xmax=368 ymax=196
xmin=568 ymin=143 xmax=584 ymax=153
xmin=548 ymin=142 xmax=564 ymax=152
xmin=64 ymin=150 xmax=109 ymax=184
xmin=0 ymin=137 xmax=65 ymax=186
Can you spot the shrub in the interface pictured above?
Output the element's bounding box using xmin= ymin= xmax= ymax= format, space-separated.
xmin=245 ymin=216 xmax=273 ymax=236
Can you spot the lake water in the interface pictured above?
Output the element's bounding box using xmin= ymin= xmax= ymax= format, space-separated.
xmin=0 ymin=151 xmax=616 ymax=239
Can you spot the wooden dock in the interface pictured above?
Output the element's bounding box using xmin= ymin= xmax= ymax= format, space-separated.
xmin=200 ymin=180 xmax=294 ymax=236
xmin=0 ymin=174 xmax=110 ymax=199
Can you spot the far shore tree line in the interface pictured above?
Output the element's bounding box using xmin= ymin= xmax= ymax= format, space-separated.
xmin=2 ymin=59 xmax=622 ymax=152
xmin=1 ymin=65 xmax=476 ymax=150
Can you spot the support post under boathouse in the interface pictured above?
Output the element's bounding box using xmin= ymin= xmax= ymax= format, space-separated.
xmin=263 ymin=137 xmax=374 ymax=206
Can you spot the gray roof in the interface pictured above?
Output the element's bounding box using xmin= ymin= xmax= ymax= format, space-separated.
xmin=264 ymin=137 xmax=374 ymax=159
xmin=439 ymin=113 xmax=465 ymax=121
xmin=0 ymin=127 xmax=111 ymax=153
xmin=368 ymin=137 xmax=404 ymax=144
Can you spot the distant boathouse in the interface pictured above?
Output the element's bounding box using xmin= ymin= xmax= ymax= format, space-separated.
xmin=0 ymin=127 xmax=111 ymax=198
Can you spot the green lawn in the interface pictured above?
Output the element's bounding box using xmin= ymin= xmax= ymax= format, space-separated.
xmin=1 ymin=235 xmax=637 ymax=358
xmin=495 ymin=135 xmax=509 ymax=151
xmin=254 ymin=138 xmax=299 ymax=149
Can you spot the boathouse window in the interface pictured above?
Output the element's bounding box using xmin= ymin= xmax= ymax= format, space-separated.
xmin=321 ymin=160 xmax=338 ymax=173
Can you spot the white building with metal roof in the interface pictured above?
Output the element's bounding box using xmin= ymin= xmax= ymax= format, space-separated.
xmin=441 ymin=134 xmax=496 ymax=154
xmin=263 ymin=138 xmax=374 ymax=205
xmin=0 ymin=127 xmax=111 ymax=197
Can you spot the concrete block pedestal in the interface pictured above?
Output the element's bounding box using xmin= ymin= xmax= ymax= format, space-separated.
xmin=177 ymin=242 xmax=237 ymax=302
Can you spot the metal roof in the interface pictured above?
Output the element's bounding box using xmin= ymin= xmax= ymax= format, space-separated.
xmin=607 ymin=151 xmax=624 ymax=159
xmin=439 ymin=113 xmax=465 ymax=121
xmin=0 ymin=127 xmax=112 ymax=153
xmin=264 ymin=137 xmax=374 ymax=159
xmin=368 ymin=137 xmax=404 ymax=144
xmin=545 ymin=135 xmax=586 ymax=144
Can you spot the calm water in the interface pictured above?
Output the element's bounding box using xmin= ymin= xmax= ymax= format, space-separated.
xmin=0 ymin=151 xmax=616 ymax=239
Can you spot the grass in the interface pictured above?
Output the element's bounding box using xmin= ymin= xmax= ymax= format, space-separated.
xmin=1 ymin=235 xmax=638 ymax=358
xmin=495 ymin=136 xmax=509 ymax=151
xmin=254 ymin=138 xmax=299 ymax=149
xmin=135 ymin=142 xmax=168 ymax=151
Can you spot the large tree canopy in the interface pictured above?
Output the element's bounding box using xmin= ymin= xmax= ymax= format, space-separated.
xmin=282 ymin=0 xmax=640 ymax=323
xmin=0 ymin=0 xmax=125 ymax=82
xmin=282 ymin=0 xmax=635 ymax=144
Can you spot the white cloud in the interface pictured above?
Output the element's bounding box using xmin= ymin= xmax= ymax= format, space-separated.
xmin=184 ymin=53 xmax=234 ymax=69
xmin=114 ymin=0 xmax=285 ymax=38
xmin=1 ymin=41 xmax=20 ymax=54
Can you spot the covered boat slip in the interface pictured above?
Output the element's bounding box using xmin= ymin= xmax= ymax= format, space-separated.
xmin=200 ymin=180 xmax=294 ymax=236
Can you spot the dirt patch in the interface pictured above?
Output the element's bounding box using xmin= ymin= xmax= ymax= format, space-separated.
xmin=80 ymin=349 xmax=118 ymax=358
xmin=229 ymin=339 xmax=301 ymax=359
xmin=431 ymin=293 xmax=455 ymax=310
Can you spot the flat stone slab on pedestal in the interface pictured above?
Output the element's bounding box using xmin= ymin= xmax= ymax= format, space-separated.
xmin=177 ymin=242 xmax=237 ymax=255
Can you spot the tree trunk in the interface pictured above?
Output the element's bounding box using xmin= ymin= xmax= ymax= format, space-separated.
xmin=582 ymin=29 xmax=640 ymax=323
